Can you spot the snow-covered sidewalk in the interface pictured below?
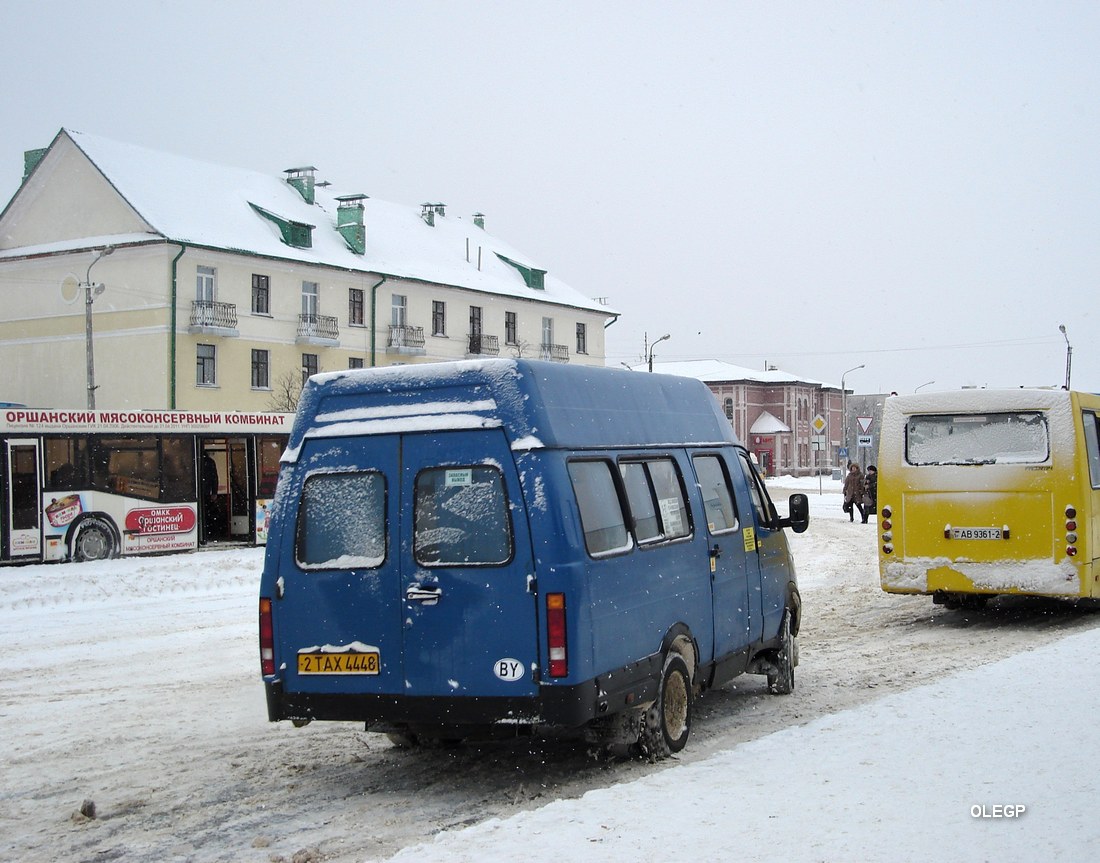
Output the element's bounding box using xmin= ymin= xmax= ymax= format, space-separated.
xmin=387 ymin=626 xmax=1100 ymax=862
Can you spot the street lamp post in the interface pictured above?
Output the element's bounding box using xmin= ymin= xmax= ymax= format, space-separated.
xmin=1059 ymin=324 xmax=1073 ymax=390
xmin=647 ymin=333 xmax=670 ymax=373
xmin=915 ymin=380 xmax=935 ymax=392
xmin=841 ymin=363 xmax=865 ymax=462
xmin=83 ymin=246 xmax=114 ymax=409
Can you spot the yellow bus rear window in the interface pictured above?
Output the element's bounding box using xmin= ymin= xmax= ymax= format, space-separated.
xmin=905 ymin=412 xmax=1049 ymax=465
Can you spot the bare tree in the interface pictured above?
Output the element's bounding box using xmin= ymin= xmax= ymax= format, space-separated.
xmin=268 ymin=369 xmax=304 ymax=413
xmin=510 ymin=338 xmax=533 ymax=359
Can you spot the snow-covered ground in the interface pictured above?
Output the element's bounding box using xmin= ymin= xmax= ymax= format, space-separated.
xmin=1 ymin=476 xmax=1097 ymax=862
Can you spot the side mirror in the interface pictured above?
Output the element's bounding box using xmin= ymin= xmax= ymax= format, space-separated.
xmin=779 ymin=492 xmax=809 ymax=534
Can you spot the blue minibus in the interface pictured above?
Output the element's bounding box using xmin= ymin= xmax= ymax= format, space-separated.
xmin=259 ymin=360 xmax=808 ymax=757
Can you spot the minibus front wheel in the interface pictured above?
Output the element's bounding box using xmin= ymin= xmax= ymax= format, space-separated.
xmin=767 ymin=609 xmax=796 ymax=695
xmin=640 ymin=652 xmax=693 ymax=759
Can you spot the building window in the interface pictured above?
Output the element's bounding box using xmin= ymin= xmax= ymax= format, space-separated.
xmin=301 ymin=281 xmax=319 ymax=317
xmin=196 ymin=266 xmax=216 ymax=302
xmin=251 ymin=349 xmax=270 ymax=389
xmin=432 ymin=301 xmax=446 ymax=336
xmin=724 ymin=398 xmax=734 ymax=420
xmin=469 ymin=305 xmax=483 ymax=336
xmin=348 ymin=357 xmax=364 ymax=370
xmin=576 ymin=322 xmax=588 ymax=355
xmin=505 ymin=311 xmax=517 ymax=345
xmin=349 ymin=288 xmax=364 ymax=326
xmin=252 ymin=274 xmax=270 ymax=315
xmin=302 ymin=352 xmax=319 ymax=388
xmin=392 ymin=294 xmax=407 ymax=327
xmin=196 ymin=344 xmax=216 ymax=386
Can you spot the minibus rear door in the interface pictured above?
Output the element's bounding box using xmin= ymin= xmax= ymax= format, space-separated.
xmin=400 ymin=430 xmax=539 ymax=699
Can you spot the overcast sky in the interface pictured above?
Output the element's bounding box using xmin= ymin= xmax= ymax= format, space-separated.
xmin=2 ymin=1 xmax=1096 ymax=394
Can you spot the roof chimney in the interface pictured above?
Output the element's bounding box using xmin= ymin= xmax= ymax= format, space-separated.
xmin=284 ymin=166 xmax=317 ymax=205
xmin=335 ymin=194 xmax=368 ymax=255
xmin=473 ymin=212 xmax=485 ymax=229
xmin=420 ymin=202 xmax=446 ymax=226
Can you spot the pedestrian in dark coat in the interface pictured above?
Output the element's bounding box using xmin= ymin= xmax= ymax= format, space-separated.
xmin=862 ymin=465 xmax=878 ymax=523
xmin=843 ymin=463 xmax=866 ymax=523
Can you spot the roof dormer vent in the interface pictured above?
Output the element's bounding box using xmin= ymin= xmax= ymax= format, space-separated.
xmin=473 ymin=212 xmax=485 ymax=229
xmin=284 ymin=166 xmax=317 ymax=205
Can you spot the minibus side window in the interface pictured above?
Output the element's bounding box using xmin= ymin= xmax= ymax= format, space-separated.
xmin=619 ymin=457 xmax=691 ymax=543
xmin=414 ymin=466 xmax=513 ymax=566
xmin=568 ymin=460 xmax=631 ymax=556
xmin=646 ymin=458 xmax=691 ymax=539
xmin=621 ymin=462 xmax=661 ymax=542
xmin=692 ymin=455 xmax=739 ymax=533
xmin=297 ymin=471 xmax=386 ymax=569
xmin=1083 ymin=411 xmax=1100 ymax=489
xmin=737 ymin=451 xmax=771 ymax=527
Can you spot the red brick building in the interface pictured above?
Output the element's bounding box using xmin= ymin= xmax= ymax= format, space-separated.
xmin=646 ymin=360 xmax=844 ymax=477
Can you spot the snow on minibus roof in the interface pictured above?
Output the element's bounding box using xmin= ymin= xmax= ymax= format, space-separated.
xmin=287 ymin=359 xmax=738 ymax=457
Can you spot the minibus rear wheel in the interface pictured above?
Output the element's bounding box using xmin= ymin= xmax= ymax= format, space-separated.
xmin=640 ymin=652 xmax=692 ymax=759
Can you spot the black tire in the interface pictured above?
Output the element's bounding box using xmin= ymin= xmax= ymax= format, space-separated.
xmin=639 ymin=652 xmax=692 ymax=759
xmin=72 ymin=518 xmax=116 ymax=562
xmin=767 ymin=608 xmax=796 ymax=695
xmin=385 ymin=731 xmax=419 ymax=749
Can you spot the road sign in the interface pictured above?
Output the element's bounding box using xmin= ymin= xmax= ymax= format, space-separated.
xmin=857 ymin=416 xmax=873 ymax=434
xmin=839 ymin=447 xmax=849 ymax=459
xmin=812 ymin=414 xmax=827 ymax=433
xmin=858 ymin=435 xmax=873 ymax=448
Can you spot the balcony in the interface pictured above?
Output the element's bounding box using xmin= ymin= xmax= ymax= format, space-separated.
xmin=188 ymin=300 xmax=239 ymax=337
xmin=296 ymin=313 xmax=339 ymax=346
xmin=467 ymin=333 xmax=500 ymax=357
xmin=539 ymin=342 xmax=569 ymax=363
xmin=387 ymin=324 xmax=426 ymax=356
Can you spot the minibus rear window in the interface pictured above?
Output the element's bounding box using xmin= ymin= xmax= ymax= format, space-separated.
xmin=568 ymin=460 xmax=631 ymax=556
xmin=297 ymin=471 xmax=386 ymax=569
xmin=414 ymin=466 xmax=513 ymax=566
xmin=905 ymin=412 xmax=1050 ymax=465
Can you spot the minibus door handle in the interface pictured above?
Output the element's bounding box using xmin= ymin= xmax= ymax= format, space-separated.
xmin=406 ymin=584 xmax=443 ymax=605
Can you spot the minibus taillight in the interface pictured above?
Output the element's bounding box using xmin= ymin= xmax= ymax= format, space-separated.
xmin=259 ymin=597 xmax=275 ymax=677
xmin=546 ymin=592 xmax=568 ymax=678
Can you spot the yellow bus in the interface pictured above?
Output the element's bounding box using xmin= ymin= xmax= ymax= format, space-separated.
xmin=877 ymin=388 xmax=1100 ymax=609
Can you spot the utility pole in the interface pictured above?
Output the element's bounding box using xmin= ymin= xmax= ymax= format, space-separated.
xmin=83 ymin=246 xmax=114 ymax=409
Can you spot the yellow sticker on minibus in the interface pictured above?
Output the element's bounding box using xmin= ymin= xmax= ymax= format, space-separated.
xmin=297 ymin=651 xmax=380 ymax=675
xmin=742 ymin=526 xmax=757 ymax=552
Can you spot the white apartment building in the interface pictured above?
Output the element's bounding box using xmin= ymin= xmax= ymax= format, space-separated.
xmin=0 ymin=129 xmax=617 ymax=411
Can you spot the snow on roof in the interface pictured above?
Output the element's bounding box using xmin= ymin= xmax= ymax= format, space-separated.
xmin=20 ymin=129 xmax=616 ymax=316
xmin=643 ymin=359 xmax=837 ymax=388
xmin=750 ymin=410 xmax=791 ymax=434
